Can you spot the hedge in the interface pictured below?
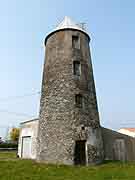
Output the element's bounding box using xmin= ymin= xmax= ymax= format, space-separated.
xmin=0 ymin=143 xmax=18 ymax=148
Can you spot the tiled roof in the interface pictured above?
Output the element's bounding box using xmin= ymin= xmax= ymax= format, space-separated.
xmin=120 ymin=128 xmax=135 ymax=132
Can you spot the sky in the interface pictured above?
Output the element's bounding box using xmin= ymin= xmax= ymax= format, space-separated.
xmin=0 ymin=0 xmax=135 ymax=138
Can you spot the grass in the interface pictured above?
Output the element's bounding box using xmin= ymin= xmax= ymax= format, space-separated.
xmin=0 ymin=152 xmax=135 ymax=180
xmin=0 ymin=151 xmax=17 ymax=159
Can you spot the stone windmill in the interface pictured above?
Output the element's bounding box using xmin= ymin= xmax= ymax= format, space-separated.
xmin=37 ymin=16 xmax=104 ymax=165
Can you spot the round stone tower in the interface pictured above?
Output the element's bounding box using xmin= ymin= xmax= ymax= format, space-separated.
xmin=37 ymin=16 xmax=104 ymax=165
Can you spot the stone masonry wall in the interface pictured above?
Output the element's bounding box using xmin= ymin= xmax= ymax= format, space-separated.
xmin=37 ymin=29 xmax=104 ymax=165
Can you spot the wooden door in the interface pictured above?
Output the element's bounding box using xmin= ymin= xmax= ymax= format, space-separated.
xmin=74 ymin=140 xmax=86 ymax=165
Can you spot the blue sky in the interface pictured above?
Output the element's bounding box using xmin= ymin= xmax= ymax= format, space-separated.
xmin=0 ymin=0 xmax=135 ymax=138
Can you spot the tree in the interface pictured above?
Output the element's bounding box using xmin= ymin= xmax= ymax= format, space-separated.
xmin=0 ymin=137 xmax=3 ymax=144
xmin=10 ymin=128 xmax=20 ymax=143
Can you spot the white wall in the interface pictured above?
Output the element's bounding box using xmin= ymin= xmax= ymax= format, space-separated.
xmin=18 ymin=119 xmax=39 ymax=159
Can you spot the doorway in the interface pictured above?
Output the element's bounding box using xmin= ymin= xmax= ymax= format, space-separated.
xmin=74 ymin=140 xmax=86 ymax=165
xmin=113 ymin=139 xmax=126 ymax=161
xmin=21 ymin=136 xmax=32 ymax=159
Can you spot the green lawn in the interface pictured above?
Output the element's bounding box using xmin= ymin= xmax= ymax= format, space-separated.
xmin=0 ymin=152 xmax=135 ymax=180
xmin=0 ymin=151 xmax=17 ymax=159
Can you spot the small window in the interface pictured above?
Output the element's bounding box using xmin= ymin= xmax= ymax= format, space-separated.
xmin=75 ymin=94 xmax=83 ymax=108
xmin=72 ymin=35 xmax=80 ymax=49
xmin=73 ymin=61 xmax=81 ymax=76
xmin=81 ymin=126 xmax=85 ymax=130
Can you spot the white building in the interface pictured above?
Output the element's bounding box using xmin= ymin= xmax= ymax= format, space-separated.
xmin=118 ymin=128 xmax=135 ymax=138
xmin=18 ymin=119 xmax=39 ymax=159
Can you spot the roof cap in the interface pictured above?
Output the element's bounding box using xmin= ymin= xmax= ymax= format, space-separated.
xmin=55 ymin=16 xmax=87 ymax=33
xmin=45 ymin=16 xmax=90 ymax=44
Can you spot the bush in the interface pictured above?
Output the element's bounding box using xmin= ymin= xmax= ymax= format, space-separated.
xmin=0 ymin=143 xmax=18 ymax=148
xmin=10 ymin=128 xmax=20 ymax=142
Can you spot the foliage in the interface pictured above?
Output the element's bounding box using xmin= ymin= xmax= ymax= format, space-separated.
xmin=0 ymin=152 xmax=135 ymax=180
xmin=0 ymin=143 xmax=18 ymax=148
xmin=0 ymin=137 xmax=3 ymax=144
xmin=10 ymin=128 xmax=20 ymax=142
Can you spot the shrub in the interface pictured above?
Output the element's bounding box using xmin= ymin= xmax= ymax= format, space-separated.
xmin=0 ymin=143 xmax=18 ymax=149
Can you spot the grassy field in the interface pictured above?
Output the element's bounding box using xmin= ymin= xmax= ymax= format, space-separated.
xmin=0 ymin=151 xmax=135 ymax=180
xmin=0 ymin=151 xmax=17 ymax=160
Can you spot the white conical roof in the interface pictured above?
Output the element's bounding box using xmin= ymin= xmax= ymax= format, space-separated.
xmin=45 ymin=16 xmax=89 ymax=44
xmin=55 ymin=16 xmax=87 ymax=33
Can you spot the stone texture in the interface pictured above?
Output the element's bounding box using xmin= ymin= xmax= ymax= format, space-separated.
xmin=37 ymin=29 xmax=104 ymax=165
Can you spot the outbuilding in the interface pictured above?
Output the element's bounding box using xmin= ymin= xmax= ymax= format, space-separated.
xmin=18 ymin=118 xmax=38 ymax=159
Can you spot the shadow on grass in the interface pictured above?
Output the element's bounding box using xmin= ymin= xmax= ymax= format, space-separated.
xmin=102 ymin=160 xmax=121 ymax=164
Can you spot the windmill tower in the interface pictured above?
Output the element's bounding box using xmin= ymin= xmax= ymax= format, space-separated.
xmin=37 ymin=16 xmax=104 ymax=165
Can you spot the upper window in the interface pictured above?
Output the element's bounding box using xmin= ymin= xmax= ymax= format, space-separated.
xmin=75 ymin=94 xmax=83 ymax=108
xmin=73 ymin=61 xmax=81 ymax=76
xmin=72 ymin=35 xmax=80 ymax=49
